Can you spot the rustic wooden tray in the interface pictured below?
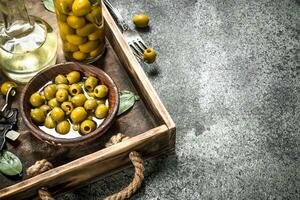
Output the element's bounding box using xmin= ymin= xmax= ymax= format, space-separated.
xmin=0 ymin=1 xmax=175 ymax=199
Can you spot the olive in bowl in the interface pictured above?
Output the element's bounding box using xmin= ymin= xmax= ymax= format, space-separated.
xmin=20 ymin=62 xmax=119 ymax=147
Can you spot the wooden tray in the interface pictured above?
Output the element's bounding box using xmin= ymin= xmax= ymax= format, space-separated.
xmin=0 ymin=1 xmax=175 ymax=199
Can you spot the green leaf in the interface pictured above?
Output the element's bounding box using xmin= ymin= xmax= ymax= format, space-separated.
xmin=0 ymin=150 xmax=22 ymax=176
xmin=117 ymin=90 xmax=140 ymax=115
xmin=42 ymin=0 xmax=55 ymax=13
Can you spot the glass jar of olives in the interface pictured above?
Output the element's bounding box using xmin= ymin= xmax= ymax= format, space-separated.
xmin=54 ymin=0 xmax=105 ymax=63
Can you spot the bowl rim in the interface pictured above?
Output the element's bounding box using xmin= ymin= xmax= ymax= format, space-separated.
xmin=20 ymin=62 xmax=119 ymax=146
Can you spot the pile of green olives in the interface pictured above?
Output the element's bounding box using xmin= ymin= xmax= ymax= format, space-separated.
xmin=29 ymin=71 xmax=109 ymax=135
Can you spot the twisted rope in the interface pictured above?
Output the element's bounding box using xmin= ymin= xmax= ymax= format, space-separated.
xmin=105 ymin=134 xmax=144 ymax=200
xmin=26 ymin=133 xmax=144 ymax=200
xmin=105 ymin=133 xmax=130 ymax=147
xmin=26 ymin=159 xmax=53 ymax=177
xmin=26 ymin=159 xmax=54 ymax=200
xmin=38 ymin=187 xmax=55 ymax=200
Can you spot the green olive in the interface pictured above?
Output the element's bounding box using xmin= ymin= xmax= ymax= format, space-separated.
xmin=30 ymin=93 xmax=45 ymax=107
xmin=56 ymin=89 xmax=69 ymax=102
xmin=48 ymin=98 xmax=61 ymax=109
xmin=95 ymin=104 xmax=108 ymax=119
xmin=55 ymin=74 xmax=68 ymax=84
xmin=84 ymin=76 xmax=98 ymax=92
xmin=39 ymin=105 xmax=51 ymax=114
xmin=72 ymin=0 xmax=91 ymax=16
xmin=50 ymin=107 xmax=65 ymax=122
xmin=80 ymin=119 xmax=96 ymax=135
xmin=73 ymin=124 xmax=80 ymax=131
xmin=69 ymin=83 xmax=82 ymax=96
xmin=44 ymin=116 xmax=56 ymax=129
xmin=30 ymin=108 xmax=46 ymax=124
xmin=0 ymin=81 xmax=17 ymax=95
xmin=94 ymin=85 xmax=108 ymax=98
xmin=133 ymin=14 xmax=149 ymax=28
xmin=56 ymin=120 xmax=70 ymax=134
xmin=57 ymin=84 xmax=69 ymax=90
xmin=143 ymin=48 xmax=156 ymax=63
xmin=87 ymin=115 xmax=93 ymax=120
xmin=43 ymin=84 xmax=57 ymax=100
xmin=61 ymin=101 xmax=74 ymax=115
xmin=84 ymin=98 xmax=98 ymax=112
xmin=88 ymin=92 xmax=95 ymax=97
xmin=70 ymin=107 xmax=87 ymax=123
xmin=97 ymin=99 xmax=105 ymax=104
xmin=71 ymin=93 xmax=87 ymax=107
xmin=66 ymin=71 xmax=81 ymax=84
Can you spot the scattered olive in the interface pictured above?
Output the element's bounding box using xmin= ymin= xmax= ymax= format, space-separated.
xmin=30 ymin=93 xmax=45 ymax=107
xmin=56 ymin=120 xmax=71 ymax=134
xmin=80 ymin=119 xmax=96 ymax=135
xmin=50 ymin=107 xmax=65 ymax=122
xmin=143 ymin=48 xmax=156 ymax=64
xmin=0 ymin=81 xmax=17 ymax=95
xmin=133 ymin=14 xmax=149 ymax=28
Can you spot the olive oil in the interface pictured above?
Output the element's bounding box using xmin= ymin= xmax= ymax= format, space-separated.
xmin=0 ymin=18 xmax=58 ymax=83
xmin=0 ymin=0 xmax=58 ymax=83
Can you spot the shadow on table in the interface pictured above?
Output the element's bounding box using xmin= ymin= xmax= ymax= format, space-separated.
xmin=140 ymin=61 xmax=160 ymax=76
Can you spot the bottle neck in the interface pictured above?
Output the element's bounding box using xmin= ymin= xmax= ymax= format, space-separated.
xmin=0 ymin=0 xmax=33 ymax=37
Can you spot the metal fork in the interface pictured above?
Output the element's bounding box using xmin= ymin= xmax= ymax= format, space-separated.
xmin=103 ymin=0 xmax=148 ymax=61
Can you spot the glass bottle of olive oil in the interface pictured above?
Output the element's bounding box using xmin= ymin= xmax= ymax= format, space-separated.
xmin=0 ymin=0 xmax=58 ymax=83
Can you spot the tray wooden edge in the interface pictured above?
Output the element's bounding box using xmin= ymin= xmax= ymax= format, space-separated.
xmin=102 ymin=4 xmax=176 ymax=131
xmin=0 ymin=125 xmax=175 ymax=199
xmin=0 ymin=5 xmax=176 ymax=199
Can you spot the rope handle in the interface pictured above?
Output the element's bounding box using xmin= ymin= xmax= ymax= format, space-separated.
xmin=26 ymin=133 xmax=144 ymax=200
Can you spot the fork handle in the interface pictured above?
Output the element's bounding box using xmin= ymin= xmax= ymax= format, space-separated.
xmin=103 ymin=0 xmax=129 ymax=31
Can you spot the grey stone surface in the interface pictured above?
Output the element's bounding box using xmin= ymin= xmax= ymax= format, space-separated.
xmin=61 ymin=0 xmax=300 ymax=199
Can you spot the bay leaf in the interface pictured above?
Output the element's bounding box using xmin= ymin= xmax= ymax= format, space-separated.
xmin=42 ymin=0 xmax=55 ymax=13
xmin=117 ymin=90 xmax=140 ymax=115
xmin=0 ymin=150 xmax=22 ymax=176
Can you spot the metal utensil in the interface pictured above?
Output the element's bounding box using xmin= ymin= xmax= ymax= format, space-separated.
xmin=103 ymin=0 xmax=149 ymax=61
xmin=0 ymin=86 xmax=16 ymax=119
xmin=0 ymin=87 xmax=18 ymax=150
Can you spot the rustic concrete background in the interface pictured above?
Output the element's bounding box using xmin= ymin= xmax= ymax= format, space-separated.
xmin=62 ymin=0 xmax=300 ymax=199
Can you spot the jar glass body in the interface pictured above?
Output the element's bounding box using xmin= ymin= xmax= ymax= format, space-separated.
xmin=54 ymin=0 xmax=105 ymax=63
